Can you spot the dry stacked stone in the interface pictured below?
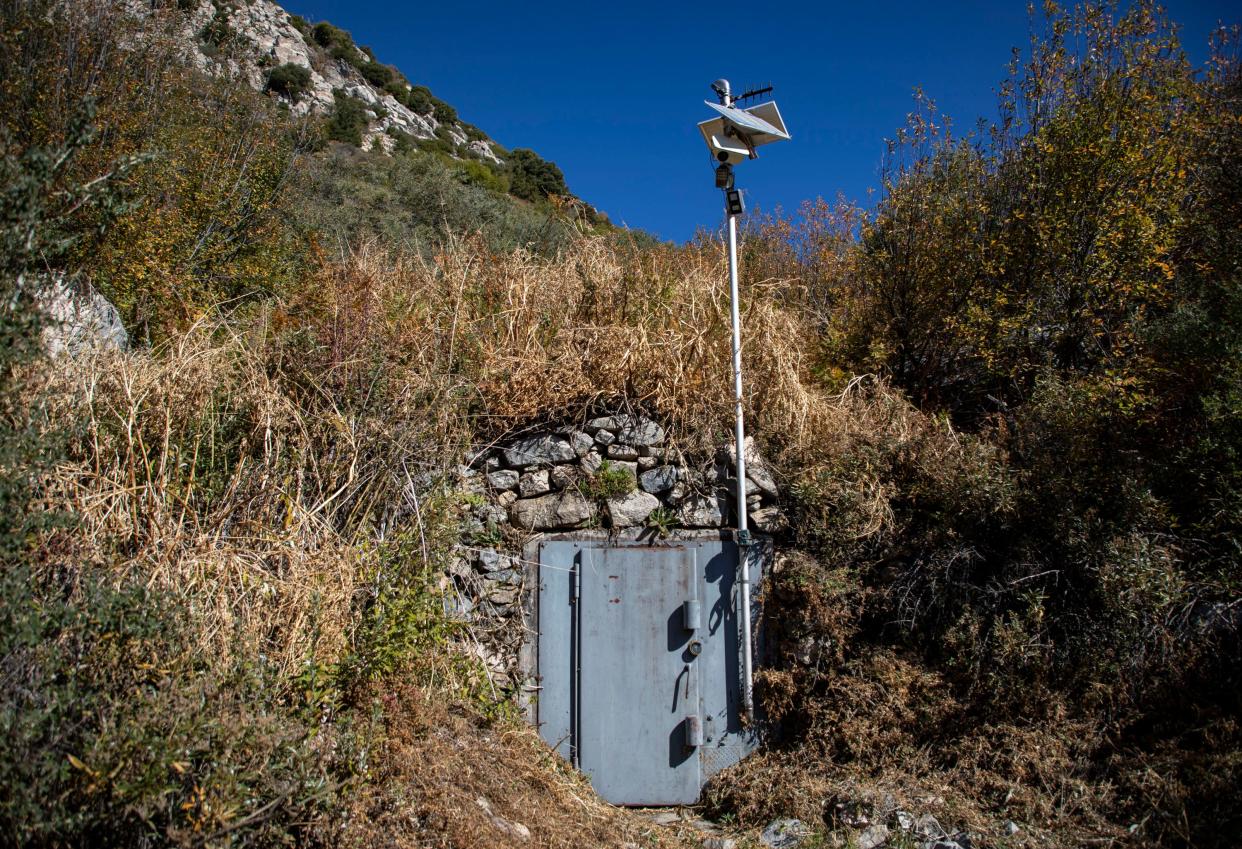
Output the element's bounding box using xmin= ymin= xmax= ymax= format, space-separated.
xmin=477 ymin=415 xmax=784 ymax=533
xmin=442 ymin=413 xmax=785 ymax=689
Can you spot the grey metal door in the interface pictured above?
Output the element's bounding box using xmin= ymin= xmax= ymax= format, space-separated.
xmin=534 ymin=535 xmax=762 ymax=806
xmin=576 ymin=544 xmax=702 ymax=804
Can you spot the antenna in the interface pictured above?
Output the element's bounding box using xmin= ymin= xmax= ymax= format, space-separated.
xmin=695 ymin=79 xmax=791 ymax=720
xmin=733 ymin=84 xmax=774 ymax=107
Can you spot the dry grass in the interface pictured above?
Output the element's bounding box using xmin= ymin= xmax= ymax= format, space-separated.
xmin=37 ymin=233 xmax=1227 ymax=848
xmin=340 ymin=685 xmax=692 ymax=849
xmin=30 ymin=233 xmax=833 ymax=846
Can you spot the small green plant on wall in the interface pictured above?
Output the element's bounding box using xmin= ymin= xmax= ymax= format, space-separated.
xmin=645 ymin=507 xmax=678 ymax=538
xmin=579 ymin=460 xmax=634 ymax=501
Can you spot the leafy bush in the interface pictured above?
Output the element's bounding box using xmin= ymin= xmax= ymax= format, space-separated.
xmin=456 ymin=158 xmax=509 ymax=194
xmin=416 ymin=135 xmax=454 ymax=156
xmin=88 ymin=76 xmax=307 ymax=341
xmin=199 ymin=7 xmax=234 ymax=47
xmin=432 ymin=98 xmax=457 ymax=124
xmin=326 ymin=89 xmax=369 ymax=146
xmin=507 ymin=148 xmax=569 ymax=203
xmin=292 ymin=143 xmax=575 ymax=254
xmin=404 ymin=84 xmax=433 ymax=115
xmin=459 ymin=121 xmax=487 ymax=142
xmin=266 ymin=61 xmax=312 ymax=99
xmin=359 ymin=59 xmax=393 ymax=88
xmin=311 ymin=21 xmax=351 ymax=50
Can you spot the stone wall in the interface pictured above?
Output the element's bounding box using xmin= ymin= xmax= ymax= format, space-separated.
xmin=442 ymin=413 xmax=785 ymax=690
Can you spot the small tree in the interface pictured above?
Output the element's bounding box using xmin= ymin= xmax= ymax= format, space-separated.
xmin=507 ymin=148 xmax=569 ymax=203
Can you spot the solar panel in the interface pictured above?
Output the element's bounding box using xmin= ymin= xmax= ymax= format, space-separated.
xmin=702 ymin=101 xmax=789 ymax=141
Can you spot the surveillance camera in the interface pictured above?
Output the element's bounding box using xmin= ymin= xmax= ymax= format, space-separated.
xmin=716 ymin=151 xmax=729 ymax=163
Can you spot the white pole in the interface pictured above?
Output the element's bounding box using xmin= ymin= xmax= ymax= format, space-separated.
xmin=726 ymin=200 xmax=754 ymax=717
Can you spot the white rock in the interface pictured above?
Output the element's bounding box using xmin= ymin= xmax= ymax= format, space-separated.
xmin=607 ymin=490 xmax=661 ymax=528
xmin=468 ymin=139 xmax=502 ymax=165
xmin=581 ymin=450 xmax=604 ymax=474
xmin=617 ymin=417 xmax=665 ymax=447
xmin=518 ymin=469 xmax=551 ymax=497
xmin=568 ymin=430 xmax=594 ymax=457
xmin=761 ymin=819 xmax=810 ymax=848
xmin=751 ymin=506 xmax=786 ymax=532
xmin=678 ymin=493 xmax=724 ymax=527
xmin=476 ymin=549 xmax=511 ymax=572
xmin=549 ymin=465 xmax=575 ymax=490
xmin=723 ymin=436 xmax=779 ymax=497
xmin=38 ymin=275 xmax=128 ymax=356
xmin=586 ymin=415 xmax=625 ymax=432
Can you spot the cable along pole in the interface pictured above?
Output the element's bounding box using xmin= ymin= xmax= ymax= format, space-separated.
xmin=698 ymin=77 xmax=790 ymax=718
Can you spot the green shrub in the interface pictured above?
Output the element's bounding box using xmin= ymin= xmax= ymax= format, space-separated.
xmin=359 ymin=60 xmax=393 ymax=88
xmin=507 ymin=148 xmax=569 ymax=203
xmin=417 ymin=135 xmax=454 ymax=156
xmin=386 ymin=126 xmax=415 ymax=154
xmin=404 ymin=85 xmax=433 ymax=115
xmin=199 ymin=7 xmax=234 ymax=47
xmin=432 ymin=98 xmax=457 ymax=124
xmin=455 ymin=158 xmax=509 ymax=193
xmin=290 ymin=143 xmax=576 ymax=255
xmin=266 ymin=62 xmax=312 ymax=100
xmin=459 ymin=121 xmax=487 ymax=142
xmin=326 ymin=89 xmax=369 ymax=146
xmin=311 ymin=21 xmax=351 ymax=50
xmin=580 ymin=460 xmax=635 ymax=501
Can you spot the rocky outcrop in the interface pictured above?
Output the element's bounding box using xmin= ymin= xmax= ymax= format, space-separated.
xmin=142 ymin=0 xmax=502 ymax=162
xmin=38 ymin=275 xmax=128 ymax=356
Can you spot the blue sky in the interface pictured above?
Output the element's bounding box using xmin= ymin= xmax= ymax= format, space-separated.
xmin=285 ymin=1 xmax=1237 ymax=242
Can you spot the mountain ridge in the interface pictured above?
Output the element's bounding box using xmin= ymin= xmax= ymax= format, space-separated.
xmin=133 ymin=0 xmax=605 ymax=220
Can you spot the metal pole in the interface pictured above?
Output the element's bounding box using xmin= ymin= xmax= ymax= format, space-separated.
xmin=725 ymin=196 xmax=754 ymax=717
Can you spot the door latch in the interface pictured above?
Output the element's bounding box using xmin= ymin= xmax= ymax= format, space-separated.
xmin=682 ymin=599 xmax=700 ymax=632
xmin=685 ymin=714 xmax=703 ymax=748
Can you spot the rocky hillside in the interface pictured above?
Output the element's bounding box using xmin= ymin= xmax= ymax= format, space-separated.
xmin=126 ymin=0 xmax=604 ymax=223
xmin=165 ymin=0 xmax=502 ymax=158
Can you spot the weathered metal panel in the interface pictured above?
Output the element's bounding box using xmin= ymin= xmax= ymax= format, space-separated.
xmin=694 ymin=540 xmax=762 ymax=780
xmin=577 ymin=544 xmax=701 ymax=804
xmin=535 ymin=540 xmax=577 ymax=762
xmin=533 ymin=533 xmax=766 ymax=806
